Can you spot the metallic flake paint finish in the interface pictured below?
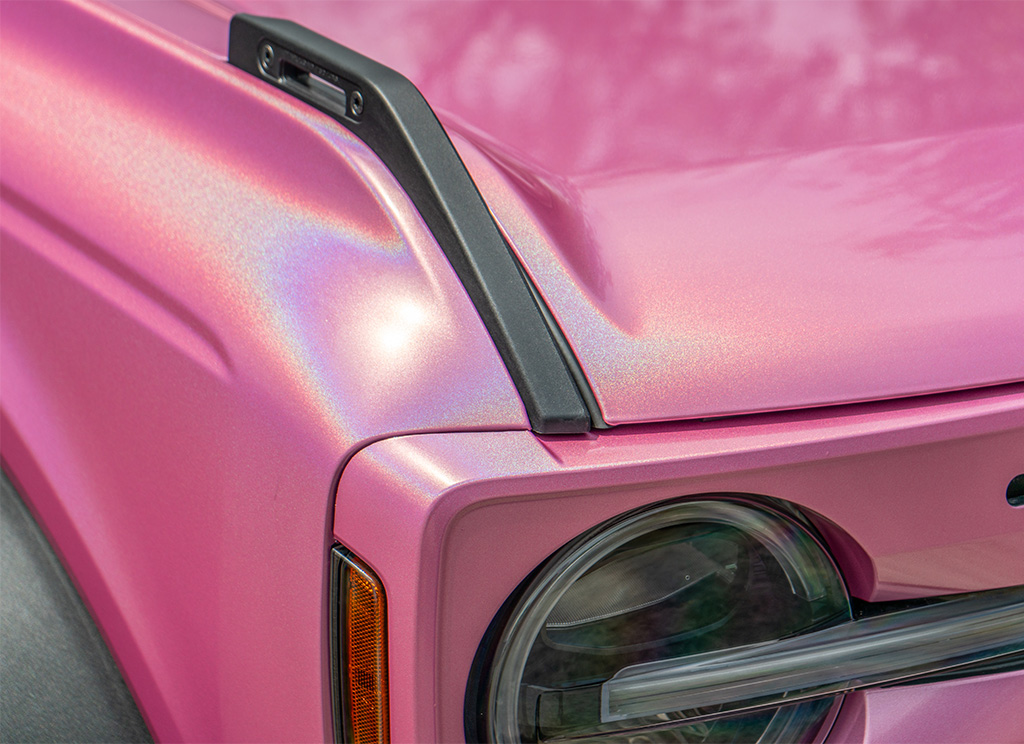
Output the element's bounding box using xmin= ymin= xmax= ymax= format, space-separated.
xmin=335 ymin=385 xmax=1024 ymax=742
xmin=828 ymin=675 xmax=1024 ymax=744
xmin=463 ymin=128 xmax=1024 ymax=424
xmin=5 ymin=2 xmax=1024 ymax=743
xmin=1 ymin=1 xmax=525 ymax=740
xmin=226 ymin=0 xmax=1024 ymax=425
xmin=229 ymin=1 xmax=1024 ymax=176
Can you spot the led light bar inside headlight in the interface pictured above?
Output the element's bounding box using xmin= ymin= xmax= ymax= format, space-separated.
xmin=603 ymin=587 xmax=1024 ymax=723
xmin=479 ymin=500 xmax=852 ymax=744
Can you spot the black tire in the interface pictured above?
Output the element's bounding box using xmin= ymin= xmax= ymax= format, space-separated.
xmin=1 ymin=471 xmax=153 ymax=743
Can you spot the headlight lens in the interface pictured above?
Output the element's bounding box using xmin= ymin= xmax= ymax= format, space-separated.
xmin=480 ymin=499 xmax=850 ymax=743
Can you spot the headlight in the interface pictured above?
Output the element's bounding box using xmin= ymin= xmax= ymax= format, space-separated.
xmin=477 ymin=499 xmax=850 ymax=743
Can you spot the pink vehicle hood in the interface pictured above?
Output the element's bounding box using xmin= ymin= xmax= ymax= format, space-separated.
xmin=201 ymin=2 xmax=1024 ymax=423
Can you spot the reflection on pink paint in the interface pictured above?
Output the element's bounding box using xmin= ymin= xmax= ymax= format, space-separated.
xmin=4 ymin=1 xmax=1022 ymax=742
xmin=174 ymin=0 xmax=1024 ymax=423
xmin=465 ymin=126 xmax=1024 ymax=424
xmin=230 ymin=1 xmax=1024 ymax=175
xmin=1 ymin=2 xmax=526 ymax=741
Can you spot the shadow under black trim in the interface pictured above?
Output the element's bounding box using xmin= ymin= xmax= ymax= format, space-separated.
xmin=229 ymin=15 xmax=595 ymax=434
xmin=0 ymin=471 xmax=153 ymax=744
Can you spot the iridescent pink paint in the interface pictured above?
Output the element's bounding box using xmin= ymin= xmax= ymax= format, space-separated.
xmin=3 ymin=1 xmax=1023 ymax=743
xmin=829 ymin=675 xmax=1024 ymax=744
xmin=467 ymin=129 xmax=1024 ymax=424
xmin=2 ymin=1 xmax=524 ymax=740
xmin=337 ymin=385 xmax=1024 ymax=741
xmin=230 ymin=1 xmax=1024 ymax=425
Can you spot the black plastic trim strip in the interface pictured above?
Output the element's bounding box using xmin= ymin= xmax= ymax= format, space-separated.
xmin=510 ymin=242 xmax=609 ymax=429
xmin=229 ymin=15 xmax=593 ymax=434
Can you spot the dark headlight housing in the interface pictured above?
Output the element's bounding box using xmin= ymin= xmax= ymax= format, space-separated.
xmin=471 ymin=498 xmax=850 ymax=744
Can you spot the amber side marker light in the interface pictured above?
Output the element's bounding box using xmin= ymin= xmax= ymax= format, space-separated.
xmin=331 ymin=547 xmax=389 ymax=744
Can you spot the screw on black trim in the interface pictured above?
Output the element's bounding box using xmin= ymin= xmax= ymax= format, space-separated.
xmin=258 ymin=42 xmax=275 ymax=73
xmin=350 ymin=90 xmax=364 ymax=117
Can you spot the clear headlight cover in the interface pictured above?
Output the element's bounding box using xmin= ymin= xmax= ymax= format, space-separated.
xmin=481 ymin=499 xmax=850 ymax=743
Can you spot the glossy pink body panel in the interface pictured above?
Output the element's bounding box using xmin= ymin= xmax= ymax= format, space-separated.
xmin=469 ymin=130 xmax=1024 ymax=423
xmin=233 ymin=0 xmax=1024 ymax=424
xmin=1 ymin=1 xmax=1023 ymax=743
xmin=1 ymin=1 xmax=524 ymax=740
xmin=337 ymin=387 xmax=1024 ymax=742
